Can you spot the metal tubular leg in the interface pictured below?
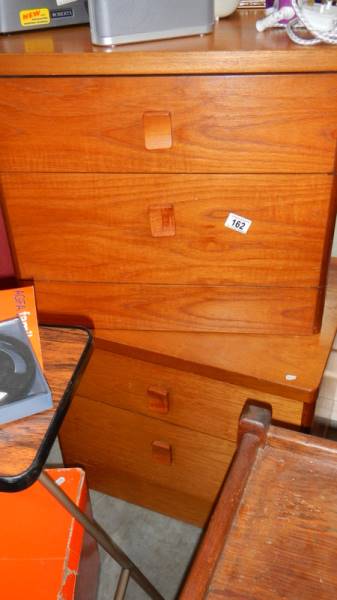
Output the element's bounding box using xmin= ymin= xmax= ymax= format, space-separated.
xmin=115 ymin=569 xmax=131 ymax=600
xmin=39 ymin=471 xmax=165 ymax=600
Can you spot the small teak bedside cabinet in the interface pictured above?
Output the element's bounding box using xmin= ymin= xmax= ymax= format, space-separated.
xmin=0 ymin=12 xmax=337 ymax=525
xmin=59 ymin=263 xmax=337 ymax=525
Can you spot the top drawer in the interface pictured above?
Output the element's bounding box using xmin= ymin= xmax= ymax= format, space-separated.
xmin=0 ymin=74 xmax=337 ymax=174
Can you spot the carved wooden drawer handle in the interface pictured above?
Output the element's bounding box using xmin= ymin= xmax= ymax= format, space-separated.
xmin=143 ymin=111 xmax=172 ymax=150
xmin=147 ymin=386 xmax=170 ymax=414
xmin=151 ymin=441 xmax=172 ymax=465
xmin=149 ymin=204 xmax=176 ymax=237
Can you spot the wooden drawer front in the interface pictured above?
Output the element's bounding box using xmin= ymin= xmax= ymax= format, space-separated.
xmin=34 ymin=279 xmax=323 ymax=334
xmin=1 ymin=75 xmax=337 ymax=174
xmin=3 ymin=173 xmax=334 ymax=288
xmin=59 ymin=396 xmax=235 ymax=525
xmin=75 ymin=348 xmax=303 ymax=440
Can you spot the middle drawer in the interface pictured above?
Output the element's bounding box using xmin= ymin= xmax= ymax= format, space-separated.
xmin=3 ymin=172 xmax=333 ymax=288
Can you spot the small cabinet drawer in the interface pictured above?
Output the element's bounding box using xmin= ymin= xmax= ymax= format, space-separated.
xmin=59 ymin=395 xmax=236 ymax=525
xmin=3 ymin=170 xmax=334 ymax=334
xmin=34 ymin=278 xmax=324 ymax=334
xmin=1 ymin=74 xmax=337 ymax=174
xmin=75 ymin=347 xmax=303 ymax=441
xmin=3 ymin=172 xmax=333 ymax=288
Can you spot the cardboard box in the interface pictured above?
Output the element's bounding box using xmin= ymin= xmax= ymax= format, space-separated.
xmin=0 ymin=468 xmax=100 ymax=600
xmin=0 ymin=285 xmax=42 ymax=366
xmin=0 ymin=1 xmax=89 ymax=34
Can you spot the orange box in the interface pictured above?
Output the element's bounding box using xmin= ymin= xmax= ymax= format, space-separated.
xmin=0 ymin=468 xmax=100 ymax=600
xmin=0 ymin=285 xmax=43 ymax=366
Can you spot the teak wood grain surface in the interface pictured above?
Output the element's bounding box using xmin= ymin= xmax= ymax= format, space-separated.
xmin=1 ymin=10 xmax=337 ymax=522
xmin=3 ymin=173 xmax=333 ymax=287
xmin=58 ymin=265 xmax=337 ymax=524
xmin=1 ymin=75 xmax=337 ymax=174
xmin=180 ymin=403 xmax=337 ymax=599
xmin=5 ymin=166 xmax=333 ymax=333
xmin=3 ymin=173 xmax=334 ymax=333
xmin=33 ymin=280 xmax=325 ymax=335
xmin=73 ymin=348 xmax=303 ymax=441
xmin=1 ymin=11 xmax=337 ymax=75
xmin=0 ymin=326 xmax=91 ymax=490
xmin=60 ymin=394 xmax=236 ymax=525
xmin=93 ymin=260 xmax=337 ymax=405
xmin=1 ymin=14 xmax=336 ymax=335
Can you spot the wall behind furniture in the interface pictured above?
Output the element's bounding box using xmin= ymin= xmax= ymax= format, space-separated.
xmin=332 ymin=219 xmax=337 ymax=256
xmin=0 ymin=207 xmax=14 ymax=279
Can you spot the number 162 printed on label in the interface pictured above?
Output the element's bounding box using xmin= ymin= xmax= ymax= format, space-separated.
xmin=224 ymin=213 xmax=252 ymax=235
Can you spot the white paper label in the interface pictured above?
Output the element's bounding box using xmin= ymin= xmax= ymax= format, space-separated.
xmin=56 ymin=0 xmax=78 ymax=6
xmin=56 ymin=477 xmax=66 ymax=486
xmin=285 ymin=374 xmax=297 ymax=381
xmin=224 ymin=213 xmax=252 ymax=235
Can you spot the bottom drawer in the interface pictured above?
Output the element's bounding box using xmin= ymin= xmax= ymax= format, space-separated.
xmin=59 ymin=395 xmax=236 ymax=526
xmin=35 ymin=280 xmax=323 ymax=335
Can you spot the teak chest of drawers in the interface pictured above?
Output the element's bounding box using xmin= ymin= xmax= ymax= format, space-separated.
xmin=1 ymin=12 xmax=337 ymax=525
xmin=1 ymin=14 xmax=337 ymax=335
xmin=58 ymin=265 xmax=337 ymax=525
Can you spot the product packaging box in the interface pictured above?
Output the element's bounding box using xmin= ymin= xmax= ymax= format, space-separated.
xmin=0 ymin=286 xmax=52 ymax=424
xmin=0 ymin=317 xmax=52 ymax=424
xmin=0 ymin=285 xmax=42 ymax=366
xmin=0 ymin=468 xmax=100 ymax=600
xmin=0 ymin=1 xmax=89 ymax=34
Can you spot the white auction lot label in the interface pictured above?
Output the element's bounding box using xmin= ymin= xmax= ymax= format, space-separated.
xmin=224 ymin=213 xmax=252 ymax=235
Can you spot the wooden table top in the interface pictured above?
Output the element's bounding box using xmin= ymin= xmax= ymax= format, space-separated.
xmin=95 ymin=261 xmax=337 ymax=405
xmin=181 ymin=403 xmax=337 ymax=599
xmin=1 ymin=10 xmax=337 ymax=76
xmin=0 ymin=326 xmax=92 ymax=491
